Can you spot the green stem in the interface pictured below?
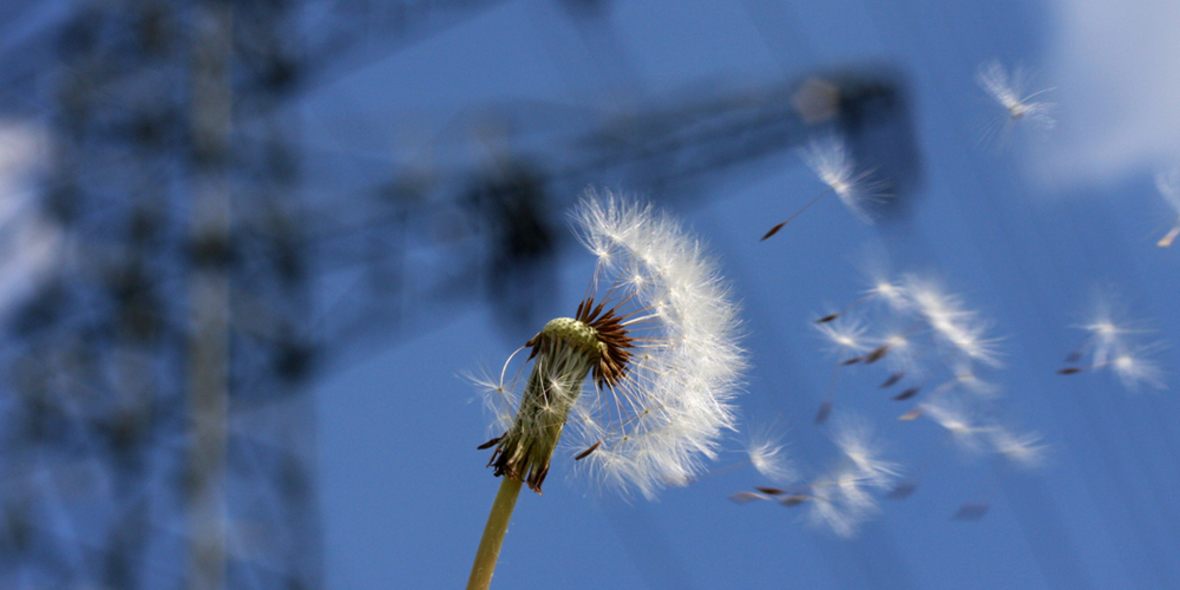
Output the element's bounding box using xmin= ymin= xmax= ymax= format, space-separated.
xmin=466 ymin=476 xmax=524 ymax=590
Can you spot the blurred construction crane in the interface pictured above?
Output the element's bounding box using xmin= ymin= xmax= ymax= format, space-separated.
xmin=0 ymin=1 xmax=920 ymax=588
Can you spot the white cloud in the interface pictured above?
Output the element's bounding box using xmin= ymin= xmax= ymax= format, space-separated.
xmin=1036 ymin=1 xmax=1180 ymax=187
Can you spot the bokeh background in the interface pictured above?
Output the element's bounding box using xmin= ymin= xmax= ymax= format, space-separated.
xmin=1 ymin=0 xmax=1179 ymax=589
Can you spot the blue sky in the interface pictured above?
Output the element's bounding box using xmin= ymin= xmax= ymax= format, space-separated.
xmin=303 ymin=1 xmax=1180 ymax=588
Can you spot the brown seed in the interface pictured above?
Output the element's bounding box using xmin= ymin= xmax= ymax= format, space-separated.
xmin=892 ymin=387 xmax=920 ymax=401
xmin=761 ymin=222 xmax=787 ymax=241
xmin=781 ymin=494 xmax=810 ymax=507
xmin=816 ymin=314 xmax=840 ymax=323
xmin=574 ymin=441 xmax=602 ymax=460
xmin=864 ymin=345 xmax=889 ymax=364
xmin=898 ymin=407 xmax=923 ymax=421
xmin=879 ymin=372 xmax=904 ymax=388
xmin=755 ymin=486 xmax=785 ymax=495
xmin=951 ymin=502 xmax=990 ymax=521
xmin=814 ymin=401 xmax=833 ymax=424
xmin=730 ymin=492 xmax=769 ymax=504
xmin=886 ymin=482 xmax=917 ymax=500
xmin=1057 ymin=367 xmax=1085 ymax=375
xmin=477 ymin=436 xmax=503 ymax=450
xmin=840 ymin=356 xmax=862 ymax=366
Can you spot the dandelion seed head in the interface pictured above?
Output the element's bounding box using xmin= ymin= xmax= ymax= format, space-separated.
xmin=483 ymin=190 xmax=745 ymax=499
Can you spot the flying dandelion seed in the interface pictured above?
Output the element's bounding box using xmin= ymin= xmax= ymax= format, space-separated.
xmin=1059 ymin=294 xmax=1167 ymax=391
xmin=732 ymin=413 xmax=899 ymax=538
xmin=1110 ymin=348 xmax=1167 ymax=391
xmin=761 ymin=136 xmax=885 ymax=239
xmin=1073 ymin=296 xmax=1150 ymax=367
xmin=904 ymin=275 xmax=1004 ymax=367
xmin=853 ymin=246 xmax=913 ymax=313
xmin=468 ymin=191 xmax=746 ymax=589
xmin=813 ymin=314 xmax=872 ymax=360
xmin=945 ymin=359 xmax=1002 ymax=399
xmin=830 ymin=415 xmax=902 ymax=489
xmin=1154 ymin=168 xmax=1180 ymax=247
xmin=811 ymin=313 xmax=872 ymax=422
xmin=785 ymin=252 xmax=1044 ymax=539
xmin=729 ymin=491 xmax=771 ymax=504
xmin=805 ymin=467 xmax=884 ymax=538
xmin=866 ymin=278 xmax=911 ymax=312
xmin=976 ymin=60 xmax=1054 ymax=143
xmin=745 ymin=429 xmax=796 ymax=484
xmin=987 ymin=427 xmax=1047 ymax=469
xmin=800 ymin=136 xmax=885 ymax=224
xmin=919 ymin=397 xmax=989 ymax=453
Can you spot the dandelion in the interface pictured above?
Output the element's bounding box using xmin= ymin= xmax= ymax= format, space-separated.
xmin=467 ymin=190 xmax=744 ymax=590
xmin=761 ymin=136 xmax=883 ymax=239
xmin=977 ymin=60 xmax=1054 ymax=130
xmin=1154 ymin=168 xmax=1180 ymax=247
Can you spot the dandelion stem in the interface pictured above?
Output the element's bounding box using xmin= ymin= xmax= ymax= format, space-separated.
xmin=467 ymin=476 xmax=524 ymax=590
